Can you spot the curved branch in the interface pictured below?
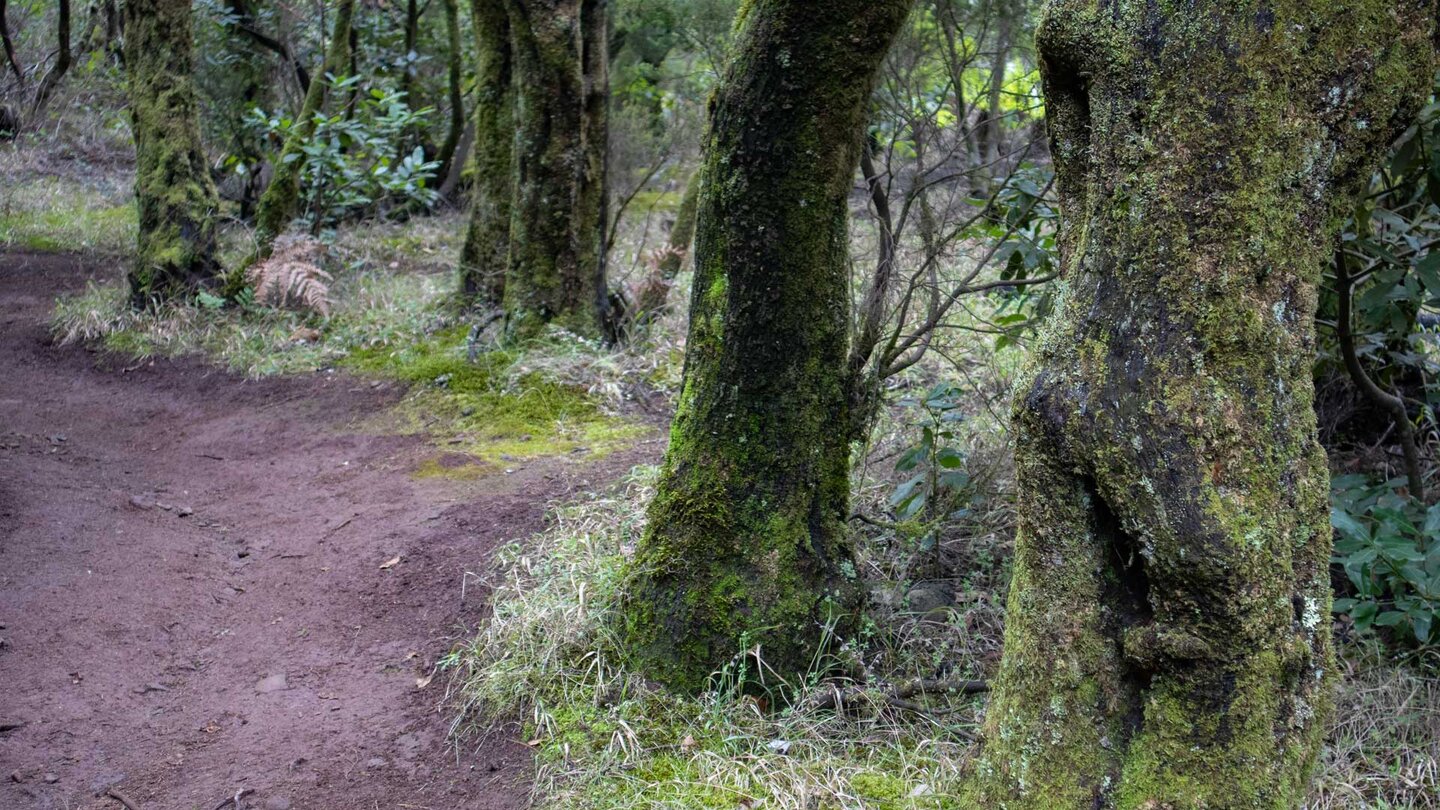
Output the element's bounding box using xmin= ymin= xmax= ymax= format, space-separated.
xmin=1335 ymin=245 xmax=1425 ymax=501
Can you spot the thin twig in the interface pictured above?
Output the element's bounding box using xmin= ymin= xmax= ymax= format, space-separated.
xmin=104 ymin=788 xmax=143 ymax=810
xmin=807 ymin=677 xmax=989 ymax=713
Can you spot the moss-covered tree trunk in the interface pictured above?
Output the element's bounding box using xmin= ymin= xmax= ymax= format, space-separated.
xmin=500 ymin=0 xmax=607 ymax=336
xmin=122 ymin=0 xmax=222 ymax=307
xmin=250 ymin=0 xmax=356 ymax=259
xmin=618 ymin=0 xmax=914 ymax=692
xmin=457 ymin=0 xmax=514 ymax=306
xmin=970 ymin=2 xmax=1435 ymax=807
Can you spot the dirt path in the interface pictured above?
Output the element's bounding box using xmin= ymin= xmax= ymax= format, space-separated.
xmin=0 ymin=252 xmax=656 ymax=810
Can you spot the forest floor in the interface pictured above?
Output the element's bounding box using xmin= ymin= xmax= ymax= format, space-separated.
xmin=0 ymin=251 xmax=659 ymax=810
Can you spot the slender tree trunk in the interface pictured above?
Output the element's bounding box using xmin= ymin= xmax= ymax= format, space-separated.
xmin=969 ymin=2 xmax=1436 ymax=807
xmin=501 ymin=0 xmax=607 ymax=337
xmin=657 ymin=168 xmax=698 ymax=279
xmin=250 ymin=0 xmax=356 ymax=259
xmin=980 ymin=11 xmax=1009 ymax=172
xmin=225 ymin=0 xmax=311 ymax=93
xmin=579 ymin=0 xmax=611 ymax=338
xmin=0 ymin=0 xmax=23 ymax=86
xmin=32 ymin=0 xmax=71 ymax=115
xmin=434 ymin=0 xmax=465 ymax=185
xmin=123 ymin=0 xmax=222 ymax=306
xmin=457 ymin=0 xmax=513 ymax=306
xmin=618 ymin=0 xmax=915 ymax=692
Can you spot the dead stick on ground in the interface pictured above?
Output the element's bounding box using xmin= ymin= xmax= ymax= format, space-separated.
xmin=212 ymin=787 xmax=254 ymax=810
xmin=104 ymin=788 xmax=143 ymax=810
xmin=808 ymin=677 xmax=989 ymax=713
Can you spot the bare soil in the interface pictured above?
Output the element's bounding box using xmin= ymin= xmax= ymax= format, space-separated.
xmin=0 ymin=252 xmax=658 ymax=810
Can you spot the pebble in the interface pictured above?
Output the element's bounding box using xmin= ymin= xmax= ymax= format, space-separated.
xmin=255 ymin=673 xmax=288 ymax=693
xmin=42 ymin=773 xmax=58 ymax=784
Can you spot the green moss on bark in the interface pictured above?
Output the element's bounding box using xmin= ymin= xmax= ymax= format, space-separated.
xmin=250 ymin=0 xmax=356 ymax=259
xmin=457 ymin=0 xmax=514 ymax=306
xmin=122 ymin=0 xmax=221 ymax=307
xmin=969 ymin=1 xmax=1436 ymax=807
xmin=616 ymin=0 xmax=915 ymax=692
xmin=497 ymin=0 xmax=607 ymax=337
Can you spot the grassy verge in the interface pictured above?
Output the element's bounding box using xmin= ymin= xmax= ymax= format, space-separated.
xmin=450 ymin=466 xmax=1440 ymax=810
xmin=0 ymin=175 xmax=136 ymax=254
xmin=50 ymin=237 xmax=656 ymax=465
xmin=448 ymin=467 xmax=994 ymax=810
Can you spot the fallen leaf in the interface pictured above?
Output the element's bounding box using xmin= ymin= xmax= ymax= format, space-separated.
xmin=379 ymin=555 xmax=401 ymax=570
xmin=415 ymin=672 xmax=434 ymax=689
xmin=525 ymin=738 xmax=542 ymax=747
xmin=680 ymin=734 xmax=696 ymax=751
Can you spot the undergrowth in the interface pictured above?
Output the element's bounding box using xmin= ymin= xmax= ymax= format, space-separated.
xmin=448 ymin=467 xmax=994 ymax=810
xmin=450 ymin=465 xmax=1440 ymax=810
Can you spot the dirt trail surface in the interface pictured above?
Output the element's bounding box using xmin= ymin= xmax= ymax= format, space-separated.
xmin=0 ymin=252 xmax=654 ymax=810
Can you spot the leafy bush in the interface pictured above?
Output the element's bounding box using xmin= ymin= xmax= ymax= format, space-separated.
xmin=890 ymin=382 xmax=974 ymax=525
xmin=239 ymin=78 xmax=440 ymax=230
xmin=1331 ymin=474 xmax=1440 ymax=646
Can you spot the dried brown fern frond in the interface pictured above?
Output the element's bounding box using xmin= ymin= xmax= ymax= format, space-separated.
xmin=245 ymin=236 xmax=333 ymax=317
xmin=645 ymin=244 xmax=685 ymax=275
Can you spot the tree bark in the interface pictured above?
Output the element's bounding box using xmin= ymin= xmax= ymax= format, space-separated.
xmin=969 ymin=2 xmax=1436 ymax=807
xmin=32 ymin=0 xmax=71 ymax=115
xmin=501 ymin=0 xmax=608 ymax=337
xmin=0 ymin=0 xmax=23 ymax=87
xmin=579 ymin=0 xmax=611 ymax=338
xmin=657 ymin=168 xmax=698 ymax=279
xmin=123 ymin=0 xmax=222 ymax=306
xmin=457 ymin=0 xmax=513 ymax=306
xmin=250 ymin=0 xmax=356 ymax=260
xmin=617 ymin=0 xmax=915 ymax=692
xmin=434 ymin=0 xmax=466 ymax=186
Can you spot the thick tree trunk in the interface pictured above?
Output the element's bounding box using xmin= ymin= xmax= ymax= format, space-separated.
xmin=122 ymin=0 xmax=222 ymax=306
xmin=618 ymin=0 xmax=914 ymax=692
xmin=457 ymin=0 xmax=513 ymax=306
xmin=250 ymin=0 xmax=356 ymax=259
xmin=434 ymin=0 xmax=465 ymax=186
xmin=969 ymin=2 xmax=1436 ymax=807
xmin=501 ymin=0 xmax=607 ymax=337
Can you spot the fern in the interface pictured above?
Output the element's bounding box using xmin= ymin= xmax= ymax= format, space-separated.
xmin=245 ymin=236 xmax=333 ymax=317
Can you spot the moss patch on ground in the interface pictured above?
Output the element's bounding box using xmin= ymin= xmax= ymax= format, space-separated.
xmin=52 ymin=269 xmax=643 ymax=467
xmin=346 ymin=326 xmax=643 ymax=464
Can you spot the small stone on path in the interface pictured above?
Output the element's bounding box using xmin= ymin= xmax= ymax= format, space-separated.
xmin=256 ymin=673 xmax=288 ymax=693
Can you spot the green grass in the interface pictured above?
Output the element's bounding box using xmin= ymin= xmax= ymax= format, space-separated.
xmin=0 ymin=176 xmax=136 ymax=254
xmin=51 ymin=258 xmax=645 ymax=465
xmin=447 ymin=467 xmax=987 ymax=810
